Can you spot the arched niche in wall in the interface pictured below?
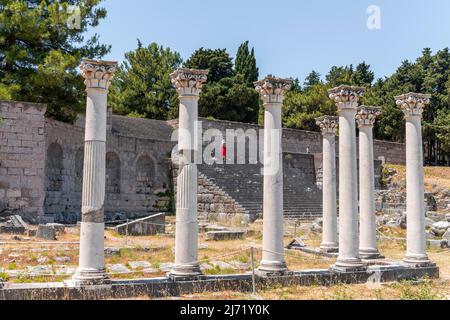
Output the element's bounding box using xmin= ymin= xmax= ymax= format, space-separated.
xmin=106 ymin=151 xmax=121 ymax=194
xmin=45 ymin=142 xmax=64 ymax=192
xmin=74 ymin=147 xmax=84 ymax=192
xmin=135 ymin=154 xmax=155 ymax=195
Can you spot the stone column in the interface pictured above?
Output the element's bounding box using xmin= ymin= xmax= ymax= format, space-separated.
xmin=254 ymin=76 xmax=292 ymax=275
xmin=72 ymin=59 xmax=117 ymax=286
xmin=316 ymin=116 xmax=339 ymax=253
xmin=329 ymin=85 xmax=366 ymax=272
xmin=356 ymin=106 xmax=382 ymax=259
xmin=169 ymin=68 xmax=208 ymax=280
xmin=395 ymin=93 xmax=434 ymax=267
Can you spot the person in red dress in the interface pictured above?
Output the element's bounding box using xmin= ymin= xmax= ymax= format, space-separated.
xmin=221 ymin=139 xmax=227 ymax=163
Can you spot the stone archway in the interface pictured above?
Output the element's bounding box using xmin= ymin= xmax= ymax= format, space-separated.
xmin=45 ymin=142 xmax=64 ymax=192
xmin=106 ymin=152 xmax=121 ymax=194
xmin=135 ymin=154 xmax=155 ymax=195
xmin=74 ymin=147 xmax=84 ymax=192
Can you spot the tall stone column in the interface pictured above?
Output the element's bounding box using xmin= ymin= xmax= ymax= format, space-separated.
xmin=395 ymin=93 xmax=434 ymax=267
xmin=169 ymin=68 xmax=208 ymax=280
xmin=356 ymin=106 xmax=382 ymax=259
xmin=254 ymin=76 xmax=292 ymax=275
xmin=72 ymin=59 xmax=117 ymax=286
xmin=329 ymin=85 xmax=366 ymax=272
xmin=316 ymin=116 xmax=339 ymax=253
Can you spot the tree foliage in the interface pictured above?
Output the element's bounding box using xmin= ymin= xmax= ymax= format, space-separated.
xmin=235 ymin=41 xmax=259 ymax=86
xmin=109 ymin=41 xmax=182 ymax=120
xmin=184 ymin=47 xmax=234 ymax=83
xmin=0 ymin=0 xmax=110 ymax=122
xmin=184 ymin=43 xmax=260 ymax=123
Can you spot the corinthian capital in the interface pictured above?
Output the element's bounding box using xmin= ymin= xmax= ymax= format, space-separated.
xmin=395 ymin=92 xmax=431 ymax=117
xmin=80 ymin=59 xmax=117 ymax=91
xmin=254 ymin=76 xmax=293 ymax=105
xmin=328 ymin=85 xmax=365 ymax=111
xmin=316 ymin=116 xmax=339 ymax=135
xmin=170 ymin=68 xmax=208 ymax=97
xmin=356 ymin=106 xmax=381 ymax=128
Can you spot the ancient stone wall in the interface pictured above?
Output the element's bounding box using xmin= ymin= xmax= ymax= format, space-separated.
xmin=44 ymin=115 xmax=174 ymax=223
xmin=1 ymin=101 xmax=407 ymax=223
xmin=192 ymin=118 xmax=406 ymax=165
xmin=0 ymin=101 xmax=47 ymax=223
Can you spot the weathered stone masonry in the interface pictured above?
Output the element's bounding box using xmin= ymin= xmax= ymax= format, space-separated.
xmin=0 ymin=101 xmax=46 ymax=222
xmin=1 ymin=100 xmax=407 ymax=223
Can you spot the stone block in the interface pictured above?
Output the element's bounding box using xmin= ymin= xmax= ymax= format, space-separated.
xmin=6 ymin=189 xmax=21 ymax=198
xmin=46 ymin=223 xmax=65 ymax=234
xmin=206 ymin=230 xmax=245 ymax=241
xmin=36 ymin=225 xmax=57 ymax=240
xmin=115 ymin=213 xmax=165 ymax=236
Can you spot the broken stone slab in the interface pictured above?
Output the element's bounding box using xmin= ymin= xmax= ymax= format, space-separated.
xmin=210 ymin=261 xmax=236 ymax=270
xmin=427 ymin=239 xmax=449 ymax=249
xmin=36 ymin=225 xmax=57 ymax=240
xmin=54 ymin=256 xmax=71 ymax=263
xmin=158 ymin=263 xmax=174 ymax=272
xmin=0 ymin=215 xmax=27 ymax=235
xmin=431 ymin=221 xmax=450 ymax=237
xmin=200 ymin=263 xmax=214 ymax=271
xmin=206 ymin=230 xmax=245 ymax=241
xmin=142 ymin=267 xmax=158 ymax=274
xmin=26 ymin=265 xmax=53 ymax=276
xmin=204 ymin=225 xmax=229 ymax=232
xmin=228 ymin=261 xmax=251 ymax=270
xmin=443 ymin=229 xmax=450 ymax=241
xmin=114 ymin=213 xmax=165 ymax=236
xmin=108 ymin=264 xmax=130 ymax=274
xmin=128 ymin=261 xmax=152 ymax=270
xmin=104 ymin=247 xmax=121 ymax=256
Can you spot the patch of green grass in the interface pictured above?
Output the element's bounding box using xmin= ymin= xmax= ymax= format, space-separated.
xmin=0 ymin=272 xmax=10 ymax=282
xmin=396 ymin=280 xmax=443 ymax=300
xmin=333 ymin=285 xmax=354 ymax=300
xmin=235 ymin=253 xmax=250 ymax=264
xmin=7 ymin=263 xmax=17 ymax=270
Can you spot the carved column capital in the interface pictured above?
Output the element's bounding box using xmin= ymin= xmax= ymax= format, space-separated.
xmin=328 ymin=85 xmax=365 ymax=111
xmin=316 ymin=116 xmax=339 ymax=135
xmin=356 ymin=106 xmax=381 ymax=128
xmin=254 ymin=76 xmax=293 ymax=105
xmin=170 ymin=68 xmax=208 ymax=97
xmin=80 ymin=59 xmax=117 ymax=91
xmin=395 ymin=92 xmax=431 ymax=118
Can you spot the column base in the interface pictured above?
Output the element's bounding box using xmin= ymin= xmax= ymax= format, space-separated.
xmin=257 ymin=260 xmax=288 ymax=277
xmin=403 ymin=254 xmax=436 ymax=268
xmin=320 ymin=243 xmax=339 ymax=254
xmin=168 ymin=263 xmax=203 ymax=281
xmin=69 ymin=268 xmax=111 ymax=287
xmin=331 ymin=257 xmax=366 ymax=273
xmin=360 ymin=249 xmax=384 ymax=260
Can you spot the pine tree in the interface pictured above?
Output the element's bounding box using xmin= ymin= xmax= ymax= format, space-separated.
xmin=235 ymin=41 xmax=259 ymax=86
xmin=0 ymin=0 xmax=110 ymax=122
xmin=109 ymin=41 xmax=182 ymax=120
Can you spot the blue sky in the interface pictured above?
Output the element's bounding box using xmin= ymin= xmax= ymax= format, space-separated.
xmin=85 ymin=0 xmax=450 ymax=82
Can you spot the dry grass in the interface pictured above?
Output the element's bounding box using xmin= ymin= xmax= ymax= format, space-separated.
xmin=387 ymin=165 xmax=450 ymax=193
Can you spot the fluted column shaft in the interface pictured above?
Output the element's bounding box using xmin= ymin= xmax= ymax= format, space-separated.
xmin=169 ymin=68 xmax=208 ymax=279
xmin=255 ymin=76 xmax=292 ymax=275
xmin=357 ymin=106 xmax=382 ymax=259
xmin=329 ymin=86 xmax=366 ymax=272
xmin=72 ymin=59 xmax=117 ymax=286
xmin=405 ymin=116 xmax=427 ymax=261
xmin=261 ymin=103 xmax=285 ymax=273
xmin=316 ymin=116 xmax=339 ymax=253
xmin=395 ymin=92 xmax=433 ymax=267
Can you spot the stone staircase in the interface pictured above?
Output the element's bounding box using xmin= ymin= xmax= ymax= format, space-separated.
xmin=197 ymin=153 xmax=323 ymax=221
